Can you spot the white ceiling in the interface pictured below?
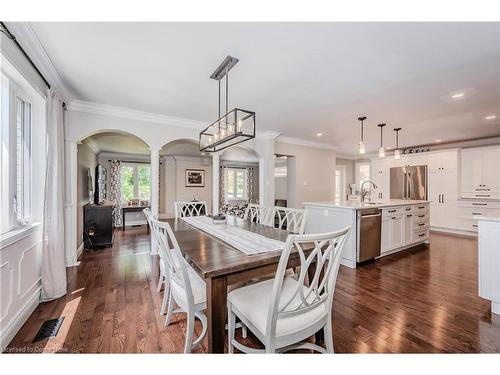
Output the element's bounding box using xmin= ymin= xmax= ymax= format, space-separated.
xmin=28 ymin=22 xmax=500 ymax=155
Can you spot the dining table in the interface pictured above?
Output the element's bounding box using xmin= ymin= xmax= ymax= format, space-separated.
xmin=164 ymin=215 xmax=318 ymax=353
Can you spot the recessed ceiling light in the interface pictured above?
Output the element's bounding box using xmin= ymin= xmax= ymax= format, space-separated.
xmin=434 ymin=139 xmax=442 ymax=143
xmin=485 ymin=115 xmax=497 ymax=120
xmin=316 ymin=133 xmax=323 ymax=137
xmin=452 ymin=92 xmax=465 ymax=99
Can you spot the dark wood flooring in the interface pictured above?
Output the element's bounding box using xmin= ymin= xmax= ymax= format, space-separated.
xmin=5 ymin=228 xmax=500 ymax=353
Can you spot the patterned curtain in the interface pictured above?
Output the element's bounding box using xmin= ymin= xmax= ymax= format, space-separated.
xmin=219 ymin=165 xmax=226 ymax=210
xmin=247 ymin=167 xmax=254 ymax=203
xmin=109 ymin=160 xmax=122 ymax=226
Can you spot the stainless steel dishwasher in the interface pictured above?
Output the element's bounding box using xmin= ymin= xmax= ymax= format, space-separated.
xmin=357 ymin=208 xmax=382 ymax=263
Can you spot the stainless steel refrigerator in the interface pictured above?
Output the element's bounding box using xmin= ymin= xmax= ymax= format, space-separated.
xmin=390 ymin=165 xmax=427 ymax=200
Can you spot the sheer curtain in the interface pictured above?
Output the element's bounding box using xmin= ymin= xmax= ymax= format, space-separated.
xmin=41 ymin=89 xmax=66 ymax=302
xmin=109 ymin=160 xmax=122 ymax=226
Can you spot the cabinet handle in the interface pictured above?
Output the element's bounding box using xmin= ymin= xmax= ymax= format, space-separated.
xmin=418 ymin=233 xmax=426 ymax=237
xmin=472 ymin=213 xmax=482 ymax=215
xmin=406 ymin=214 xmax=412 ymax=217
xmin=475 ymin=194 xmax=491 ymax=197
xmin=442 ymin=194 xmax=445 ymax=203
xmin=472 ymin=203 xmax=487 ymax=206
xmin=438 ymin=194 xmax=441 ymax=203
xmin=405 ymin=207 xmax=411 ymax=211
xmin=472 ymin=224 xmax=478 ymax=228
xmin=388 ymin=210 xmax=397 ymax=213
xmin=392 ymin=217 xmax=397 ymax=220
xmin=418 ymin=206 xmax=425 ymax=209
xmin=418 ymin=214 xmax=425 ymax=218
xmin=418 ymin=223 xmax=425 ymax=226
xmin=475 ymin=188 xmax=490 ymax=191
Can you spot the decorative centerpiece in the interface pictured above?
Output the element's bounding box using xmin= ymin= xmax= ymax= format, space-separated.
xmin=212 ymin=214 xmax=227 ymax=225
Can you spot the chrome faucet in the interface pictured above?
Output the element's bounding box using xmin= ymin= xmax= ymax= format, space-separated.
xmin=360 ymin=180 xmax=378 ymax=203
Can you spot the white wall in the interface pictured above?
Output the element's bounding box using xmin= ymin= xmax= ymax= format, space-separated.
xmin=275 ymin=142 xmax=336 ymax=208
xmin=77 ymin=142 xmax=97 ymax=247
xmin=161 ymin=156 xmax=213 ymax=217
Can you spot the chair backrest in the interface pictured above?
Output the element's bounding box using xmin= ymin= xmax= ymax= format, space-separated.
xmin=175 ymin=201 xmax=207 ymax=218
xmin=273 ymin=207 xmax=307 ymax=234
xmin=243 ymin=203 xmax=272 ymax=225
xmin=265 ymin=226 xmax=351 ymax=340
xmin=150 ymin=217 xmax=195 ymax=310
xmin=143 ymin=207 xmax=153 ymax=227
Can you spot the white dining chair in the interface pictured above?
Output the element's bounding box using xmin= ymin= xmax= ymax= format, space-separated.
xmin=143 ymin=208 xmax=170 ymax=316
xmin=227 ymin=226 xmax=351 ymax=354
xmin=175 ymin=201 xmax=207 ymax=218
xmin=273 ymin=207 xmax=307 ymax=234
xmin=243 ymin=203 xmax=273 ymax=225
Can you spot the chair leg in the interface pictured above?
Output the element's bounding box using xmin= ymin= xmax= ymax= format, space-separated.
xmin=241 ymin=323 xmax=247 ymax=339
xmin=324 ymin=321 xmax=334 ymax=353
xmin=164 ymin=288 xmax=174 ymax=326
xmin=160 ymin=281 xmax=169 ymax=316
xmin=156 ymin=274 xmax=163 ymax=292
xmin=184 ymin=312 xmax=195 ymax=353
xmin=227 ymin=303 xmax=236 ymax=354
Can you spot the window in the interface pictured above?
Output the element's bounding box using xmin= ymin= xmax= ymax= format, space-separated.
xmin=1 ymin=71 xmax=33 ymax=234
xmin=120 ymin=163 xmax=151 ymax=204
xmin=225 ymin=168 xmax=247 ymax=201
xmin=355 ymin=162 xmax=371 ymax=191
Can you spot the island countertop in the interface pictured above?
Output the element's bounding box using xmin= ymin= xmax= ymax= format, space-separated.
xmin=303 ymin=199 xmax=429 ymax=210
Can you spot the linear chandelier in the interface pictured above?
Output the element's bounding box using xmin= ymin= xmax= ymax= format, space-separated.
xmin=199 ymin=56 xmax=256 ymax=152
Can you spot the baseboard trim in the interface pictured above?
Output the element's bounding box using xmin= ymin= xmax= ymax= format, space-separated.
xmin=76 ymin=243 xmax=84 ymax=260
xmin=1 ymin=287 xmax=40 ymax=352
xmin=430 ymin=227 xmax=477 ymax=238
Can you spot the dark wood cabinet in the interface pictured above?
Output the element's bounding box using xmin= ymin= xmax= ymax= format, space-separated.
xmin=84 ymin=203 xmax=114 ymax=248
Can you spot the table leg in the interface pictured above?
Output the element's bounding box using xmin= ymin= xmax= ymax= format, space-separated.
xmin=206 ymin=275 xmax=228 ymax=353
xmin=122 ymin=211 xmax=125 ymax=231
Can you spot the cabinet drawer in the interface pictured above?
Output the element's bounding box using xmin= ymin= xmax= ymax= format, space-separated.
xmin=383 ymin=207 xmax=403 ymax=217
xmin=459 ymin=207 xmax=500 ymax=219
xmin=462 ymin=191 xmax=500 ymax=200
xmin=402 ymin=205 xmax=414 ymax=214
xmin=458 ymin=217 xmax=478 ymax=232
xmin=413 ymin=229 xmax=429 ymax=241
xmin=458 ymin=200 xmax=500 ymax=209
xmin=413 ymin=212 xmax=429 ymax=222
xmin=413 ymin=203 xmax=430 ymax=213
xmin=413 ymin=220 xmax=429 ymax=230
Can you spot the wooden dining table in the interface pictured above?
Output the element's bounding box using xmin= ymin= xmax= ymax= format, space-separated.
xmin=164 ymin=215 xmax=316 ymax=353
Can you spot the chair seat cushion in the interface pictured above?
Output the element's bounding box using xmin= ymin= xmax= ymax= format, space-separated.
xmin=228 ymin=277 xmax=327 ymax=337
xmin=171 ymin=266 xmax=206 ymax=307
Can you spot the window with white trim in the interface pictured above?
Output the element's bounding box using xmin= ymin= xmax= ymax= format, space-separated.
xmin=225 ymin=168 xmax=247 ymax=201
xmin=1 ymin=71 xmax=33 ymax=234
xmin=120 ymin=163 xmax=151 ymax=204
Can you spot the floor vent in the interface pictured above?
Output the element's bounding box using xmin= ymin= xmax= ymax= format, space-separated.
xmin=32 ymin=317 xmax=64 ymax=343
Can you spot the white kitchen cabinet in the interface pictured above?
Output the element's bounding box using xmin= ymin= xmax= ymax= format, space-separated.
xmin=381 ymin=216 xmax=392 ymax=253
xmin=427 ymin=150 xmax=459 ymax=229
xmin=461 ymin=146 xmax=500 ymax=199
xmin=403 ymin=212 xmax=414 ymax=245
xmin=391 ymin=215 xmax=404 ymax=248
xmin=371 ymin=158 xmax=390 ymax=200
xmin=403 ymin=154 xmax=428 ymax=167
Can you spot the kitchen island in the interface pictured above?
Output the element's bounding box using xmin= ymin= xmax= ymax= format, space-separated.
xmin=475 ymin=214 xmax=500 ymax=316
xmin=304 ymin=200 xmax=430 ymax=268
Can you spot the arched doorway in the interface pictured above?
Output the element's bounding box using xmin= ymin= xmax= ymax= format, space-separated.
xmin=76 ymin=131 xmax=151 ymax=253
xmin=159 ymin=139 xmax=212 ymax=218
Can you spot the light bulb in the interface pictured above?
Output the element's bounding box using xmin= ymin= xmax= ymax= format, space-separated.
xmin=228 ymin=124 xmax=234 ymax=134
xmin=214 ymin=132 xmax=219 ymax=142
xmin=359 ymin=141 xmax=366 ymax=154
xmin=378 ymin=146 xmax=385 ymax=158
xmin=220 ymin=128 xmax=226 ymax=138
xmin=208 ymin=136 xmax=213 ymax=144
xmin=394 ymin=149 xmax=401 ymax=159
xmin=237 ymin=119 xmax=242 ymax=133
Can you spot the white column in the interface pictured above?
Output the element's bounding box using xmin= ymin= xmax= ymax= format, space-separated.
xmin=64 ymin=140 xmax=79 ymax=267
xmin=150 ymin=148 xmax=160 ymax=255
xmin=212 ymin=153 xmax=220 ymax=215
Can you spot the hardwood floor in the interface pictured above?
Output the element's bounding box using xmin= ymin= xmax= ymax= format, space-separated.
xmin=5 ymin=228 xmax=500 ymax=353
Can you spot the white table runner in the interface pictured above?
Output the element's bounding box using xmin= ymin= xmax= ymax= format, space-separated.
xmin=181 ymin=216 xmax=285 ymax=255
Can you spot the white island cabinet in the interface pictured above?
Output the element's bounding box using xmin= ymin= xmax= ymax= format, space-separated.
xmin=476 ymin=215 xmax=500 ymax=316
xmin=304 ymin=200 xmax=430 ymax=268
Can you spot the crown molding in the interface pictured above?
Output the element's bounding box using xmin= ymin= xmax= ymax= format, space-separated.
xmin=82 ymin=138 xmax=100 ymax=154
xmin=256 ymin=130 xmax=280 ymax=140
xmin=68 ymin=100 xmax=207 ymax=130
xmin=276 ymin=136 xmax=336 ymax=151
xmin=4 ymin=22 xmax=75 ymax=102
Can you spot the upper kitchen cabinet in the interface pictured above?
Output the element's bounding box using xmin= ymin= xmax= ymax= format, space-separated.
xmin=371 ymin=158 xmax=391 ymax=200
xmin=461 ymin=146 xmax=500 ymax=199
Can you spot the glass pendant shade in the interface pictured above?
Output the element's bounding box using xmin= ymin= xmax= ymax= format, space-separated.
xmin=394 ymin=149 xmax=401 ymax=159
xmin=359 ymin=141 xmax=366 ymax=154
xmin=378 ymin=146 xmax=385 ymax=158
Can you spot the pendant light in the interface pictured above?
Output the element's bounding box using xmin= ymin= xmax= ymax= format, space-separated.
xmin=393 ymin=127 xmax=402 ymax=159
xmin=378 ymin=123 xmax=386 ymax=157
xmin=199 ymin=56 xmax=256 ymax=152
xmin=357 ymin=116 xmax=367 ymax=154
